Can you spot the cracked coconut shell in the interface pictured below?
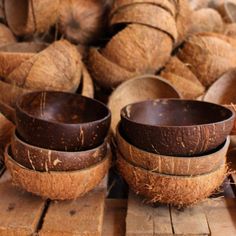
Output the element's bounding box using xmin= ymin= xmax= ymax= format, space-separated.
xmin=5 ymin=145 xmax=111 ymax=200
xmin=117 ymin=153 xmax=226 ymax=206
xmin=5 ymin=0 xmax=60 ymax=36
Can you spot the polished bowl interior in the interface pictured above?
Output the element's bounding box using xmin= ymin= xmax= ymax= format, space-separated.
xmin=121 ymin=99 xmax=235 ymax=156
xmin=16 ymin=91 xmax=111 ymax=151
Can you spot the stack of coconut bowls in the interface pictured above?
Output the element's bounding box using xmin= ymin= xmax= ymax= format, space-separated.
xmin=116 ymin=99 xmax=235 ymax=206
xmin=4 ymin=91 xmax=111 ymax=200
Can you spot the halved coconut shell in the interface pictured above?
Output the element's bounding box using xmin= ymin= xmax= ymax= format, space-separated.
xmin=189 ymin=8 xmax=224 ymax=34
xmin=5 ymin=0 xmax=60 ymax=35
xmin=217 ymin=0 xmax=236 ymax=23
xmin=5 ymin=145 xmax=111 ymax=200
xmin=103 ymin=24 xmax=172 ymax=73
xmin=110 ymin=3 xmax=178 ymax=42
xmin=111 ymin=0 xmax=177 ymax=17
xmin=108 ymin=75 xmax=181 ymax=133
xmin=0 ymin=42 xmax=47 ymax=79
xmin=117 ymin=153 xmax=226 ymax=206
xmin=0 ymin=23 xmax=16 ymax=47
xmin=203 ymin=68 xmax=236 ymax=134
xmin=88 ymin=47 xmax=137 ymax=88
xmin=117 ymin=125 xmax=229 ymax=176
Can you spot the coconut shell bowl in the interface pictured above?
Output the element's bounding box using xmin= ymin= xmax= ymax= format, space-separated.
xmin=121 ymin=99 xmax=235 ymax=156
xmin=15 ymin=91 xmax=111 ymax=151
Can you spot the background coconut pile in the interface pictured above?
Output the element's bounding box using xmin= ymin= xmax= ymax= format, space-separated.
xmin=0 ymin=0 xmax=235 ymax=204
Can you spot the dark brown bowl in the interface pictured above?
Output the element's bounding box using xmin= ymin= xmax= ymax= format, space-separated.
xmin=15 ymin=91 xmax=111 ymax=151
xmin=121 ymin=99 xmax=235 ymax=156
xmin=11 ymin=129 xmax=108 ymax=171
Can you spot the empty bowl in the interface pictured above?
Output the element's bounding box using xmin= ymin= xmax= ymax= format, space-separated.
xmin=121 ymin=99 xmax=235 ymax=156
xmin=15 ymin=91 xmax=111 ymax=151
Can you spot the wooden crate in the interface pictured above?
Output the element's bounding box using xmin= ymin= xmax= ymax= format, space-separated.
xmin=0 ymin=149 xmax=235 ymax=236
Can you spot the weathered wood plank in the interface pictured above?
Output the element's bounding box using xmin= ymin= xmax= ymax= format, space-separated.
xmin=202 ymin=198 xmax=236 ymax=236
xmin=0 ymin=171 xmax=46 ymax=236
xmin=171 ymin=205 xmax=209 ymax=236
xmin=39 ymin=177 xmax=107 ymax=236
xmin=126 ymin=192 xmax=173 ymax=236
xmin=102 ymin=199 xmax=127 ymax=236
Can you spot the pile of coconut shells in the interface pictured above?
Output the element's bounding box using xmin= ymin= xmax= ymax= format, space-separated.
xmin=0 ymin=0 xmax=236 ymax=206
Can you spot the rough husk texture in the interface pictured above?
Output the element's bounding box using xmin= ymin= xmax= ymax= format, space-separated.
xmin=188 ymin=0 xmax=210 ymax=10
xmin=161 ymin=56 xmax=205 ymax=98
xmin=0 ymin=23 xmax=16 ymax=47
xmin=59 ymin=0 xmax=105 ymax=44
xmin=217 ymin=0 xmax=236 ymax=23
xmin=81 ymin=65 xmax=94 ymax=98
xmin=178 ymin=34 xmax=236 ymax=87
xmin=4 ymin=40 xmax=82 ymax=92
xmin=189 ymin=8 xmax=224 ymax=34
xmin=117 ymin=153 xmax=226 ymax=206
xmin=108 ymin=76 xmax=180 ymax=132
xmin=116 ymin=127 xmax=229 ymax=175
xmin=5 ymin=0 xmax=60 ymax=35
xmin=5 ymin=146 xmax=111 ymax=200
xmin=224 ymin=23 xmax=236 ymax=37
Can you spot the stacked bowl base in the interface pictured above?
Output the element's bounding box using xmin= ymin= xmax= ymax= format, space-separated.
xmin=5 ymin=91 xmax=111 ymax=200
xmin=116 ymin=99 xmax=235 ymax=207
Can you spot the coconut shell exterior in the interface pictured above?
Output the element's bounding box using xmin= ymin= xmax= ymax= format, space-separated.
xmin=5 ymin=0 xmax=60 ymax=35
xmin=108 ymin=75 xmax=181 ymax=133
xmin=189 ymin=8 xmax=224 ymax=34
xmin=5 ymin=145 xmax=111 ymax=200
xmin=110 ymin=3 xmax=178 ymax=41
xmin=0 ymin=23 xmax=16 ymax=47
xmin=116 ymin=125 xmax=229 ymax=176
xmin=111 ymin=0 xmax=177 ymax=17
xmin=103 ymin=24 xmax=172 ymax=73
xmin=5 ymin=40 xmax=82 ymax=92
xmin=88 ymin=48 xmax=137 ymax=88
xmin=117 ymin=153 xmax=226 ymax=206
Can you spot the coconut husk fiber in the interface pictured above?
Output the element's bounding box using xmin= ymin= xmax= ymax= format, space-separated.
xmin=80 ymin=64 xmax=94 ymax=98
xmin=111 ymin=0 xmax=177 ymax=17
xmin=161 ymin=56 xmax=205 ymax=98
xmin=59 ymin=0 xmax=106 ymax=45
xmin=178 ymin=34 xmax=236 ymax=87
xmin=117 ymin=126 xmax=230 ymax=176
xmin=4 ymin=0 xmax=60 ymax=36
xmin=0 ymin=42 xmax=47 ymax=79
xmin=5 ymin=145 xmax=111 ymax=200
xmin=4 ymin=40 xmax=82 ymax=92
xmin=0 ymin=23 xmax=16 ymax=47
xmin=88 ymin=48 xmax=138 ymax=89
xmin=117 ymin=153 xmax=226 ymax=207
xmin=108 ymin=75 xmax=181 ymax=133
xmin=189 ymin=8 xmax=224 ymax=34
xmin=110 ymin=3 xmax=178 ymax=42
xmin=224 ymin=23 xmax=236 ymax=37
xmin=217 ymin=0 xmax=236 ymax=23
xmin=103 ymin=24 xmax=172 ymax=73
xmin=188 ymin=0 xmax=210 ymax=10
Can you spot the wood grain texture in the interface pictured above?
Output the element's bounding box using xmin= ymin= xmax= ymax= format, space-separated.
xmin=39 ymin=177 xmax=107 ymax=236
xmin=102 ymin=199 xmax=127 ymax=236
xmin=126 ymin=192 xmax=173 ymax=236
xmin=0 ymin=171 xmax=45 ymax=236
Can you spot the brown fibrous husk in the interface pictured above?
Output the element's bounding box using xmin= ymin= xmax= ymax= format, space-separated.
xmin=117 ymin=153 xmax=226 ymax=207
xmin=5 ymin=145 xmax=111 ymax=200
xmin=5 ymin=0 xmax=60 ymax=36
xmin=224 ymin=23 xmax=236 ymax=37
xmin=81 ymin=64 xmax=94 ymax=98
xmin=217 ymin=0 xmax=236 ymax=23
xmin=178 ymin=33 xmax=236 ymax=87
xmin=5 ymin=40 xmax=82 ymax=92
xmin=59 ymin=0 xmax=106 ymax=45
xmin=189 ymin=8 xmax=224 ymax=34
xmin=0 ymin=23 xmax=16 ymax=47
xmin=103 ymin=24 xmax=172 ymax=73
xmin=108 ymin=75 xmax=181 ymax=133
xmin=188 ymin=0 xmax=210 ymax=10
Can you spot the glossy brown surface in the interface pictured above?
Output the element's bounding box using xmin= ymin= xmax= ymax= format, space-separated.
xmin=121 ymin=99 xmax=235 ymax=156
xmin=16 ymin=91 xmax=111 ymax=151
xmin=11 ymin=130 xmax=108 ymax=171
xmin=116 ymin=123 xmax=229 ymax=175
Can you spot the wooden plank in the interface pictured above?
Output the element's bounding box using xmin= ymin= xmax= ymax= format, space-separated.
xmin=202 ymin=198 xmax=236 ymax=236
xmin=0 ymin=171 xmax=46 ymax=236
xmin=170 ymin=205 xmax=209 ymax=236
xmin=40 ymin=177 xmax=108 ymax=236
xmin=102 ymin=199 xmax=127 ymax=236
xmin=126 ymin=192 xmax=173 ymax=236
